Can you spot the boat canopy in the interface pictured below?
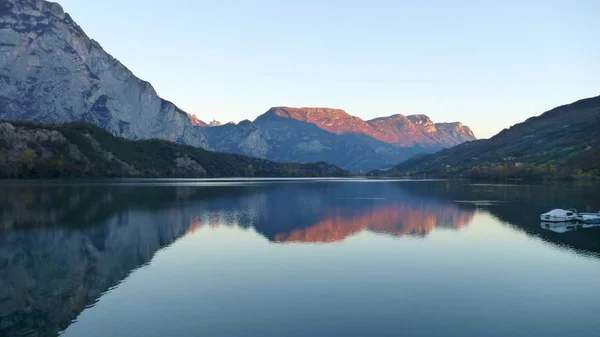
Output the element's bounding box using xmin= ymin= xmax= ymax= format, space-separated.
xmin=544 ymin=209 xmax=574 ymax=216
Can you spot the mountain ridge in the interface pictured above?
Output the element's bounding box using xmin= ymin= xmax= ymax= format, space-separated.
xmin=252 ymin=106 xmax=475 ymax=147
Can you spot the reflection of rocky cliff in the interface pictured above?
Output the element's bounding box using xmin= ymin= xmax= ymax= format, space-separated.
xmin=0 ymin=207 xmax=194 ymax=337
xmin=275 ymin=204 xmax=473 ymax=243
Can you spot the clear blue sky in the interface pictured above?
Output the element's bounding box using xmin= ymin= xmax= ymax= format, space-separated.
xmin=55 ymin=0 xmax=599 ymax=138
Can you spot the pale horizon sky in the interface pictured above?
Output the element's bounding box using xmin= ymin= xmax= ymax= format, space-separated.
xmin=55 ymin=0 xmax=599 ymax=139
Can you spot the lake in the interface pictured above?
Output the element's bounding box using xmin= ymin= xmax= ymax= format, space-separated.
xmin=1 ymin=179 xmax=600 ymax=337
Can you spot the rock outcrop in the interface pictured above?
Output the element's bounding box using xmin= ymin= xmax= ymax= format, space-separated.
xmin=367 ymin=114 xmax=475 ymax=147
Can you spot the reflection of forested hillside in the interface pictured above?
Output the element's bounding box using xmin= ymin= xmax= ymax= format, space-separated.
xmin=0 ymin=182 xmax=264 ymax=229
xmin=397 ymin=181 xmax=600 ymax=257
xmin=389 ymin=95 xmax=600 ymax=179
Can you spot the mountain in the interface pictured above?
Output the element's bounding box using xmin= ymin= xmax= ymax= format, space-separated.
xmin=204 ymin=110 xmax=417 ymax=171
xmin=0 ymin=0 xmax=475 ymax=171
xmin=0 ymin=121 xmax=348 ymax=178
xmin=388 ymin=95 xmax=600 ymax=179
xmin=254 ymin=107 xmax=475 ymax=147
xmin=0 ymin=0 xmax=209 ymax=148
xmin=203 ymin=107 xmax=475 ymax=171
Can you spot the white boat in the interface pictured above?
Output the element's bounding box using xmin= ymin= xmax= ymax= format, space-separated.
xmin=540 ymin=209 xmax=577 ymax=222
xmin=575 ymin=212 xmax=600 ymax=224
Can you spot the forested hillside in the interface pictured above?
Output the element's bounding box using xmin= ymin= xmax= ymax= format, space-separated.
xmin=0 ymin=121 xmax=348 ymax=178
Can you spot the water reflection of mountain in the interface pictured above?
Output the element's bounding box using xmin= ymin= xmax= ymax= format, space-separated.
xmin=0 ymin=181 xmax=475 ymax=336
xmin=5 ymin=180 xmax=597 ymax=337
xmin=397 ymin=181 xmax=600 ymax=258
xmin=181 ymin=182 xmax=475 ymax=242
xmin=274 ymin=204 xmax=473 ymax=243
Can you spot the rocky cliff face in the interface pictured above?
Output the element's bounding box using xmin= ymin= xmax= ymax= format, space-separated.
xmin=0 ymin=0 xmax=209 ymax=147
xmin=433 ymin=122 xmax=476 ymax=147
xmin=367 ymin=114 xmax=475 ymax=147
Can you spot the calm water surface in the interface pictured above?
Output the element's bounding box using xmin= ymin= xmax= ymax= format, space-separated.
xmin=1 ymin=179 xmax=600 ymax=337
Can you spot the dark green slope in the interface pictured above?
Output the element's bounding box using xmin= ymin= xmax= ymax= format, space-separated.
xmin=389 ymin=95 xmax=600 ymax=179
xmin=0 ymin=121 xmax=348 ymax=178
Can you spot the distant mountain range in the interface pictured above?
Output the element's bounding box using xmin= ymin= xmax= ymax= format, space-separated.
xmin=201 ymin=107 xmax=474 ymax=170
xmin=0 ymin=0 xmax=475 ymax=171
xmin=388 ymin=95 xmax=600 ymax=179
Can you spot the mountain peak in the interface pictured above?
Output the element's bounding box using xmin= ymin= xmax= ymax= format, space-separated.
xmin=367 ymin=114 xmax=409 ymax=122
xmin=407 ymin=114 xmax=433 ymax=126
xmin=434 ymin=122 xmax=476 ymax=144
xmin=7 ymin=0 xmax=66 ymax=20
xmin=264 ymin=106 xmax=351 ymax=119
xmin=257 ymin=107 xmax=372 ymax=135
xmin=187 ymin=114 xmax=208 ymax=127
